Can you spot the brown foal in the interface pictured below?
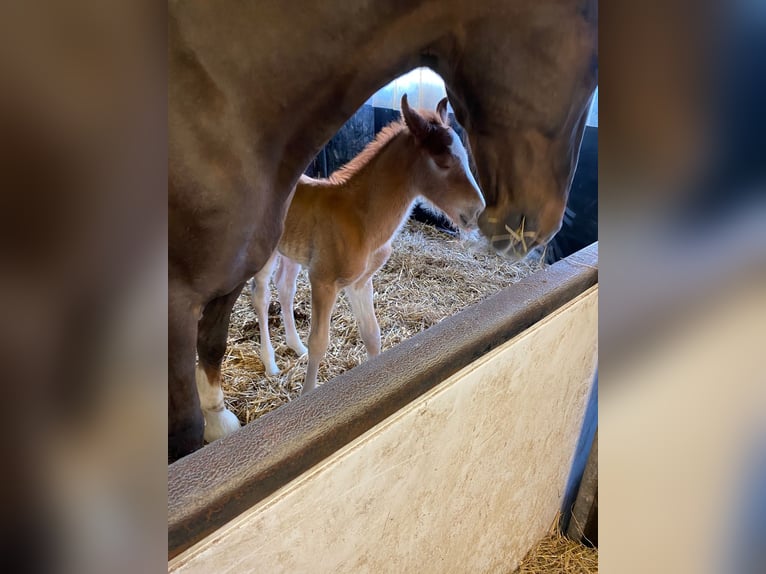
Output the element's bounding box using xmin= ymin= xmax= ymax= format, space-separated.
xmin=251 ymin=95 xmax=485 ymax=394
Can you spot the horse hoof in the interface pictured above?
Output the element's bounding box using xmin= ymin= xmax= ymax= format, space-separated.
xmin=203 ymin=408 xmax=241 ymax=443
xmin=260 ymin=351 xmax=280 ymax=376
xmin=289 ymin=341 xmax=308 ymax=356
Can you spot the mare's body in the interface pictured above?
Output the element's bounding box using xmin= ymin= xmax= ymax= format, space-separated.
xmin=169 ymin=0 xmax=597 ymax=460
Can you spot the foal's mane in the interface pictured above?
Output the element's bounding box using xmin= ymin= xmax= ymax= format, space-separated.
xmin=327 ymin=110 xmax=447 ymax=185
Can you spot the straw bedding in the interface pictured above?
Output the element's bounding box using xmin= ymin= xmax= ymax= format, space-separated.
xmin=511 ymin=516 xmax=598 ymax=574
xmin=221 ymin=218 xmax=544 ymax=425
xmin=512 ymin=535 xmax=598 ymax=573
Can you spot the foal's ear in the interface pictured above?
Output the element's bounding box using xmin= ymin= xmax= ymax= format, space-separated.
xmin=401 ymin=94 xmax=430 ymax=141
xmin=436 ymin=97 xmax=449 ymax=124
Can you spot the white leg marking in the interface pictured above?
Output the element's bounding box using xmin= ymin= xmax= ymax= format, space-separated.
xmin=251 ymin=252 xmax=280 ymax=375
xmin=346 ymin=279 xmax=381 ymax=358
xmin=195 ymin=365 xmax=240 ymax=443
xmin=275 ymin=256 xmax=308 ymax=356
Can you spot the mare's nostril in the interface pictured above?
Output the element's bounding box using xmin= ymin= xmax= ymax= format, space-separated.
xmin=460 ymin=214 xmax=469 ymax=226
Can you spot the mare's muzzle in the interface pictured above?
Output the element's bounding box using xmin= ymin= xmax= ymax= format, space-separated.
xmin=479 ymin=210 xmax=556 ymax=259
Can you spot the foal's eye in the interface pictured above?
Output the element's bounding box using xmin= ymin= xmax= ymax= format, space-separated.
xmin=434 ymin=157 xmax=451 ymax=170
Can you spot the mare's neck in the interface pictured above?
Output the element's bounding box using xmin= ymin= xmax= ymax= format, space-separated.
xmin=171 ymin=1 xmax=461 ymax=192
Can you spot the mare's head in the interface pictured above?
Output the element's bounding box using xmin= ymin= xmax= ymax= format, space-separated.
xmin=402 ymin=94 xmax=485 ymax=231
xmin=439 ymin=1 xmax=598 ymax=258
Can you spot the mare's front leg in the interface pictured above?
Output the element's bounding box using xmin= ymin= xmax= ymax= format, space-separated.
xmin=169 ymin=286 xmax=204 ymax=462
xmin=250 ymin=252 xmax=280 ymax=376
xmin=302 ymin=278 xmax=339 ymax=394
xmin=346 ymin=277 xmax=381 ymax=357
xmin=275 ymin=255 xmax=308 ymax=356
xmin=196 ymin=285 xmax=243 ymax=443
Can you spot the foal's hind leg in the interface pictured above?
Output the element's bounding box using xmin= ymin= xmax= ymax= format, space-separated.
xmin=346 ymin=277 xmax=381 ymax=357
xmin=250 ymin=252 xmax=279 ymax=375
xmin=275 ymin=256 xmax=308 ymax=356
xmin=196 ymin=285 xmax=243 ymax=443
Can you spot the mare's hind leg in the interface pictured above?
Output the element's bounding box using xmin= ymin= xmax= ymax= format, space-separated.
xmin=196 ymin=285 xmax=243 ymax=443
xmin=346 ymin=277 xmax=381 ymax=357
xmin=250 ymin=252 xmax=280 ymax=375
xmin=169 ymin=286 xmax=204 ymax=461
xmin=275 ymin=256 xmax=308 ymax=356
xmin=302 ymin=278 xmax=339 ymax=394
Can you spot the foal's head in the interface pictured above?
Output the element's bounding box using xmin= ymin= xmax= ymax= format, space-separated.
xmin=401 ymin=94 xmax=485 ymax=231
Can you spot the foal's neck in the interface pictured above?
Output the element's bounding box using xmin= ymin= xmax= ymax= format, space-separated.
xmin=344 ymin=132 xmax=422 ymax=247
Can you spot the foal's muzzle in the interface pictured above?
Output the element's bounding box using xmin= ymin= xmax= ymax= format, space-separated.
xmin=458 ymin=207 xmax=483 ymax=231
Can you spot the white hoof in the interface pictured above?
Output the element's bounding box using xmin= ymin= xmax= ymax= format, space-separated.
xmin=203 ymin=407 xmax=240 ymax=443
xmin=287 ymin=339 xmax=308 ymax=356
xmin=264 ymin=362 xmax=280 ymax=377
xmin=260 ymin=350 xmax=280 ymax=376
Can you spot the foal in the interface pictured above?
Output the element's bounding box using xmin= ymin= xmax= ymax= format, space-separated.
xmin=251 ymin=95 xmax=485 ymax=394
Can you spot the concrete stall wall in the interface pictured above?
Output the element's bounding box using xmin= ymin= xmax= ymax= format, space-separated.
xmin=169 ymin=246 xmax=598 ymax=573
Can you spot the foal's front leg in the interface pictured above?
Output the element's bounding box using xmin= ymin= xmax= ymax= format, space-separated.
xmin=302 ymin=278 xmax=339 ymax=394
xmin=196 ymin=285 xmax=243 ymax=443
xmin=346 ymin=277 xmax=381 ymax=357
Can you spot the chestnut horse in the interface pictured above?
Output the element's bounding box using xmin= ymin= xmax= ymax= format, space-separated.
xmin=169 ymin=0 xmax=597 ymax=460
xmin=251 ymin=95 xmax=485 ymax=395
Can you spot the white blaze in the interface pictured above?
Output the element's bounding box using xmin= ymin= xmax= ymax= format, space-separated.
xmin=449 ymin=130 xmax=485 ymax=206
